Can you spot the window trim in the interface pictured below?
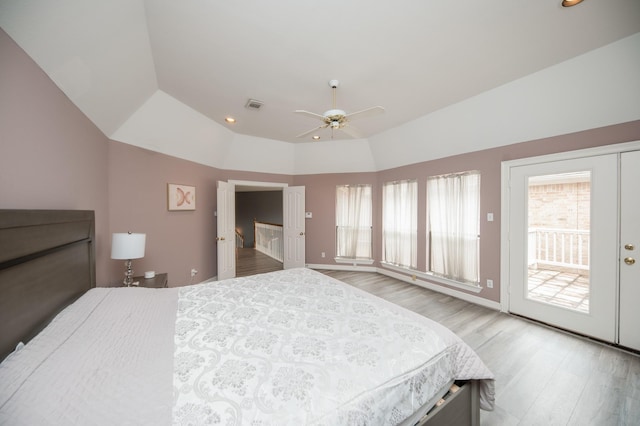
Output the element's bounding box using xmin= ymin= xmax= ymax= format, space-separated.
xmin=426 ymin=170 xmax=481 ymax=285
xmin=335 ymin=184 xmax=373 ymax=260
xmin=382 ymin=179 xmax=418 ymax=269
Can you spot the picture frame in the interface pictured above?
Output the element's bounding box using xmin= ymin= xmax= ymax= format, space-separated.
xmin=167 ymin=183 xmax=196 ymax=211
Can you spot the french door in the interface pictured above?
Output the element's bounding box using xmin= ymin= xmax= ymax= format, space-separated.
xmin=216 ymin=182 xmax=306 ymax=279
xmin=283 ymin=186 xmax=306 ymax=269
xmin=506 ymin=147 xmax=640 ymax=350
xmin=508 ymin=154 xmax=618 ymax=342
xmin=619 ymin=150 xmax=640 ymax=350
xmin=216 ymin=181 xmax=236 ymax=280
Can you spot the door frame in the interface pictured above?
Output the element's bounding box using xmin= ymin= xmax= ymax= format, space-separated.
xmin=219 ymin=180 xmax=305 ymax=278
xmin=500 ymin=140 xmax=640 ymax=313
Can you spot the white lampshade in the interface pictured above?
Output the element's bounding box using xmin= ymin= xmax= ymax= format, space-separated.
xmin=111 ymin=233 xmax=146 ymax=260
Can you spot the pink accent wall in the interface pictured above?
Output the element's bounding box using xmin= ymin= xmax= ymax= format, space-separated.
xmin=108 ymin=141 xmax=294 ymax=286
xmin=297 ymin=120 xmax=640 ymax=302
xmin=0 ymin=29 xmax=111 ymax=285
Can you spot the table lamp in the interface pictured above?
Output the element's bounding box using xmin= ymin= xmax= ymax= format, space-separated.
xmin=111 ymin=232 xmax=146 ymax=287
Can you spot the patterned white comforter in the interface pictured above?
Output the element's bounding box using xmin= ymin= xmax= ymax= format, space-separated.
xmin=0 ymin=268 xmax=494 ymax=425
xmin=173 ymin=268 xmax=494 ymax=425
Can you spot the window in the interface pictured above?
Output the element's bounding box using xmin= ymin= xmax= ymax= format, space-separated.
xmin=336 ymin=184 xmax=372 ymax=259
xmin=427 ymin=171 xmax=480 ymax=284
xmin=382 ymin=180 xmax=417 ymax=268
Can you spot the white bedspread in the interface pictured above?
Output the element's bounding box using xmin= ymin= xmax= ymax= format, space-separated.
xmin=173 ymin=268 xmax=494 ymax=425
xmin=0 ymin=286 xmax=179 ymax=425
xmin=0 ymin=268 xmax=494 ymax=425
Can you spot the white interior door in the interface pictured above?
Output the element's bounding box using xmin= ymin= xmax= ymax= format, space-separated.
xmin=508 ymin=154 xmax=618 ymax=342
xmin=216 ymin=181 xmax=235 ymax=280
xmin=619 ymin=150 xmax=640 ymax=351
xmin=283 ymin=186 xmax=305 ymax=269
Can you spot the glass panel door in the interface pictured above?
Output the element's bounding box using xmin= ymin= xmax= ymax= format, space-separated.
xmin=508 ymin=155 xmax=617 ymax=342
xmin=526 ymin=171 xmax=591 ymax=313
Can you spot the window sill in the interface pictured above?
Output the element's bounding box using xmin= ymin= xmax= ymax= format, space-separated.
xmin=380 ymin=262 xmax=482 ymax=293
xmin=334 ymin=257 xmax=375 ymax=265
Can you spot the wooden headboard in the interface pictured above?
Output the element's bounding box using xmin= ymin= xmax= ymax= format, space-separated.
xmin=0 ymin=210 xmax=96 ymax=361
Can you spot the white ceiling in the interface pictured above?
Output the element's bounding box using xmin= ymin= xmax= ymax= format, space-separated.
xmin=1 ymin=0 xmax=639 ymax=145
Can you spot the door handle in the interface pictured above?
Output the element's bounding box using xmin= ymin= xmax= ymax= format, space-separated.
xmin=299 ymin=232 xmax=305 ymax=236
xmin=624 ymin=257 xmax=635 ymax=265
xmin=216 ymin=236 xmax=225 ymax=241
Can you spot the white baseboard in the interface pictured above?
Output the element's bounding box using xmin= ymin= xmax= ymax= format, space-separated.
xmin=376 ymin=268 xmax=501 ymax=311
xmin=306 ymin=263 xmax=500 ymax=311
xmin=306 ymin=263 xmax=378 ymax=273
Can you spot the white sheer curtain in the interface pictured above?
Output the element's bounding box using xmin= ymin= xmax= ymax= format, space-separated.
xmin=336 ymin=185 xmax=372 ymax=259
xmin=427 ymin=171 xmax=480 ymax=284
xmin=382 ymin=180 xmax=417 ymax=268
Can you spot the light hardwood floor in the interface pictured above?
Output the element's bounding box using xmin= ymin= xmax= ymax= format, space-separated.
xmin=236 ymin=248 xmax=283 ymax=277
xmin=319 ymin=270 xmax=640 ymax=426
xmin=232 ymin=260 xmax=639 ymax=425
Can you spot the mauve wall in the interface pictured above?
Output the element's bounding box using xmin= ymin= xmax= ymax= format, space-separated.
xmin=108 ymin=142 xmax=219 ymax=286
xmin=297 ymin=121 xmax=640 ymax=302
xmin=108 ymin=141 xmax=294 ymax=286
xmin=0 ymin=29 xmax=111 ymax=285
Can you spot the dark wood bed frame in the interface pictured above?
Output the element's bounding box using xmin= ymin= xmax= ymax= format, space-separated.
xmin=0 ymin=209 xmax=95 ymax=361
xmin=0 ymin=209 xmax=481 ymax=425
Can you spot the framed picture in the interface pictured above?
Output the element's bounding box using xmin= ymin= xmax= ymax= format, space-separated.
xmin=167 ymin=183 xmax=196 ymax=211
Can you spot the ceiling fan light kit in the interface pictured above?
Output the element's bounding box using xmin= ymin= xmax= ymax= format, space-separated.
xmin=294 ymin=79 xmax=385 ymax=140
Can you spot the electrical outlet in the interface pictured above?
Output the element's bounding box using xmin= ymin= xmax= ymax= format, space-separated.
xmin=486 ymin=279 xmax=493 ymax=288
xmin=191 ymin=268 xmax=198 ymax=277
xmin=321 ymin=252 xmax=325 ymax=258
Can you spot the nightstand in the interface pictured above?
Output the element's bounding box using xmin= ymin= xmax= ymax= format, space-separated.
xmin=132 ymin=273 xmax=168 ymax=288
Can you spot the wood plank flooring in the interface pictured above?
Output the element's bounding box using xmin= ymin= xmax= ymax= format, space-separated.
xmin=236 ymin=248 xmax=283 ymax=277
xmin=318 ymin=270 xmax=640 ymax=426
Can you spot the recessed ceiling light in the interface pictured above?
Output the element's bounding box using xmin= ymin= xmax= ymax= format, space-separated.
xmin=225 ymin=117 xmax=236 ymax=124
xmin=562 ymin=0 xmax=584 ymax=7
xmin=312 ymin=135 xmax=320 ymax=140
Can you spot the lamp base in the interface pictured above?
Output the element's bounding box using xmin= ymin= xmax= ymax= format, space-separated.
xmin=123 ymin=259 xmax=135 ymax=287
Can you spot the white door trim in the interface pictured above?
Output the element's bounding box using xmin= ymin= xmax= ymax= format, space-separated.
xmin=500 ymin=140 xmax=640 ymax=312
xmin=229 ymin=180 xmax=289 ymax=189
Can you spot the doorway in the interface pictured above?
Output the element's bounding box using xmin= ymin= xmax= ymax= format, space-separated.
xmin=235 ymin=187 xmax=284 ymax=277
xmin=217 ymin=180 xmax=306 ymax=280
xmin=502 ymin=142 xmax=640 ymax=351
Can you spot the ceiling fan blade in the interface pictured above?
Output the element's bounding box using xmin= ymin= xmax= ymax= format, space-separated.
xmin=344 ymin=106 xmax=385 ymax=121
xmin=294 ymin=110 xmax=327 ymax=122
xmin=296 ymin=124 xmax=328 ymax=138
xmin=340 ymin=123 xmax=363 ymax=139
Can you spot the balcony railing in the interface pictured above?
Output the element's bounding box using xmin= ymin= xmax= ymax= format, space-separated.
xmin=528 ymin=228 xmax=589 ymax=270
xmin=254 ymin=220 xmax=283 ymax=263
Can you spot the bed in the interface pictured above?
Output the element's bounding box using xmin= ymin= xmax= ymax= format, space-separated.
xmin=0 ymin=209 xmax=494 ymax=425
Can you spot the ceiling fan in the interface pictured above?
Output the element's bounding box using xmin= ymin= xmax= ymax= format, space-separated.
xmin=295 ymin=80 xmax=385 ymax=139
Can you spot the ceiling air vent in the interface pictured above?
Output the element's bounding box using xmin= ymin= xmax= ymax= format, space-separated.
xmin=245 ymin=99 xmax=264 ymax=110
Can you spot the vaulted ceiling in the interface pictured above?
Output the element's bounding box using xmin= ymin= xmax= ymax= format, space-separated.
xmin=1 ymin=0 xmax=639 ymax=146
